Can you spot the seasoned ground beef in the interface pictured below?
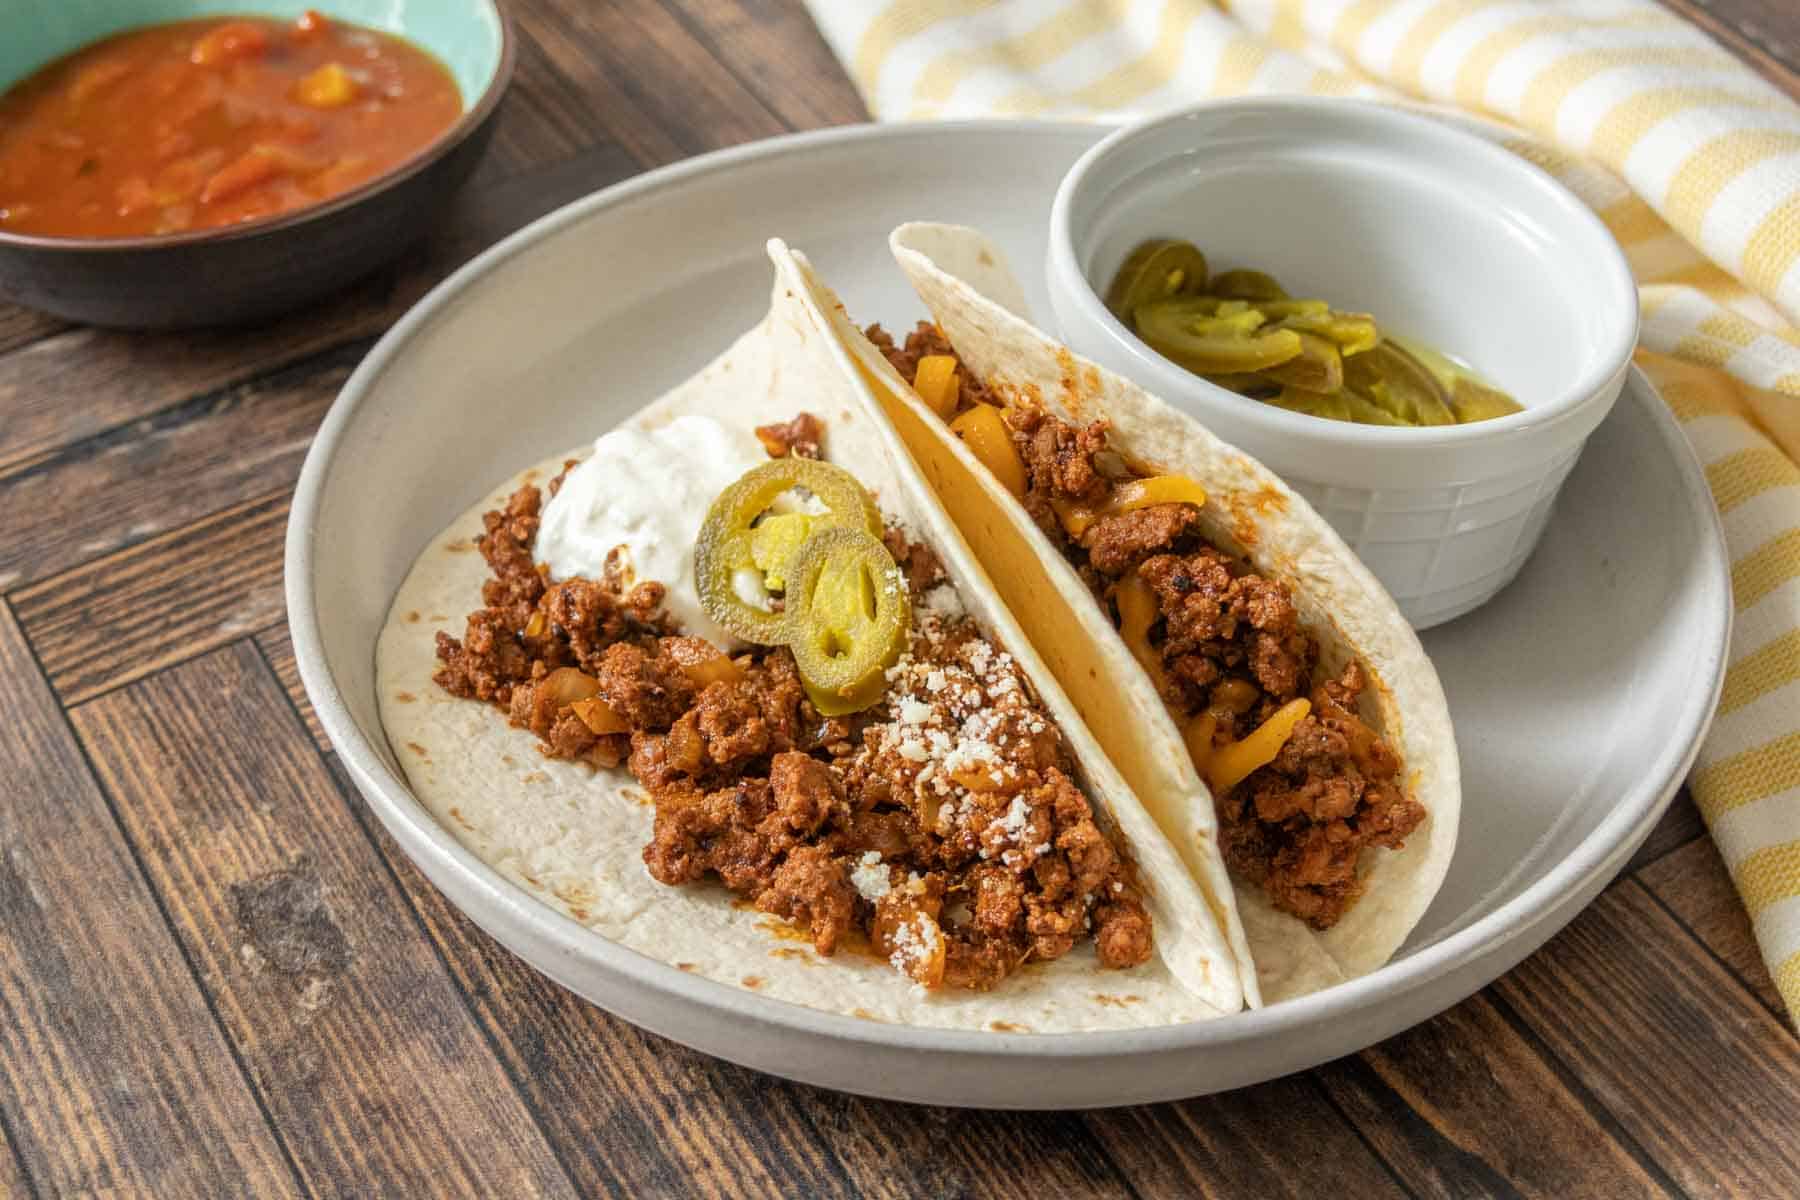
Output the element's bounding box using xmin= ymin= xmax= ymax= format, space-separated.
xmin=753 ymin=412 xmax=823 ymax=459
xmin=433 ymin=421 xmax=1152 ymax=990
xmin=866 ymin=322 xmax=1001 ymax=414
xmin=871 ymin=322 xmax=1425 ymax=930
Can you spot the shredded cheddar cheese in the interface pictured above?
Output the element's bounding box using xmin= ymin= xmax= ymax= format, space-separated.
xmin=1207 ymin=698 xmax=1312 ymax=795
xmin=1053 ymin=474 xmax=1209 ymax=538
xmin=949 ymin=403 xmax=1027 ymax=497
xmin=913 ymin=354 xmax=960 ymax=419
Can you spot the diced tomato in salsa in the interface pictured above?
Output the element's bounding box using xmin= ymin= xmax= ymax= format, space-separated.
xmin=0 ymin=12 xmax=462 ymax=238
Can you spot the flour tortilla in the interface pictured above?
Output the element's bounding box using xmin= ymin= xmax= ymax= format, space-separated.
xmin=377 ymin=240 xmax=1249 ymax=1030
xmin=794 ymin=223 xmax=1460 ymax=1004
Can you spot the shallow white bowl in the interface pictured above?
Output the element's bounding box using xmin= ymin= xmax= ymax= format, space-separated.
xmin=287 ymin=123 xmax=1726 ymax=1107
xmin=1047 ymin=98 xmax=1639 ymax=628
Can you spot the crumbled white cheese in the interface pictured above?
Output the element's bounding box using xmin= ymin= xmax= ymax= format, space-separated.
xmin=897 ymin=698 xmax=933 ymax=725
xmin=888 ymin=913 xmax=943 ymax=974
xmin=992 ymin=795 xmax=1032 ymax=841
xmin=850 ymin=851 xmax=891 ymax=902
xmin=922 ymin=584 xmax=965 ymax=618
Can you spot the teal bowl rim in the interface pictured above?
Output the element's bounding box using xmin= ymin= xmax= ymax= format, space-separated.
xmin=0 ymin=0 xmax=516 ymax=254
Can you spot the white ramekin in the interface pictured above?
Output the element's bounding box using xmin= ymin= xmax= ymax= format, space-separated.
xmin=1047 ymin=98 xmax=1638 ymax=628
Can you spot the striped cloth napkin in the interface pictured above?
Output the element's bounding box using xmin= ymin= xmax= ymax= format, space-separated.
xmin=802 ymin=0 xmax=1800 ymax=1023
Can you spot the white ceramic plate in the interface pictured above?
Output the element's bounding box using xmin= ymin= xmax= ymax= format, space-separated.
xmin=287 ymin=122 xmax=1730 ymax=1108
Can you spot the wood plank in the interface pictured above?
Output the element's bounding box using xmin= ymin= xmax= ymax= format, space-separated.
xmin=0 ymin=306 xmax=67 ymax=358
xmin=70 ymin=644 xmax=577 ymax=1198
xmin=658 ymin=0 xmax=870 ymax=131
xmin=1495 ymin=879 xmax=1800 ymax=1196
xmin=316 ymin=753 xmax=1140 ymax=1200
xmin=0 ymin=1118 xmax=30 ymax=1200
xmin=796 ymin=1097 xmax=1130 ymax=1200
xmin=514 ymin=0 xmax=791 ymax=167
xmin=1637 ymin=836 xmax=1788 ymax=1019
xmin=1316 ymin=996 xmax=1672 ymax=1198
xmin=0 ymin=348 xmax=349 ymax=594
xmin=0 ymin=305 xmax=377 ymax=481
xmin=476 ymin=23 xmax=621 ymax=177
xmin=1624 ymin=787 xmax=1705 ymax=875
xmin=0 ymin=139 xmax=638 ymax=484
xmin=0 ymin=605 xmax=299 ymax=1199
xmin=13 ymin=491 xmax=289 ymax=704
xmin=1657 ymin=0 xmax=1800 ymax=100
xmin=256 ymin=622 xmax=327 ymax=752
xmin=1084 ymin=1079 xmax=1406 ymax=1199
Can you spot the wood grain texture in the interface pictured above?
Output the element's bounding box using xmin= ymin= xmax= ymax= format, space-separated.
xmin=1625 ymin=788 xmax=1706 ymax=875
xmin=1495 ymin=880 xmax=1800 ymax=1197
xmin=13 ymin=490 xmax=290 ymax=704
xmin=659 ymin=0 xmax=871 ymax=130
xmin=0 ymin=306 xmax=65 ymax=358
xmin=1084 ymin=1080 xmax=1407 ymax=1198
xmin=257 ymin=622 xmax=328 ymax=751
xmin=0 ymin=606 xmax=299 ymax=1198
xmin=511 ymin=0 xmax=795 ymax=166
xmin=1638 ymin=836 xmax=1789 ymax=1019
xmin=0 ymin=1121 xmax=30 ymax=1200
xmin=0 ymin=347 xmax=349 ymax=592
xmin=70 ymin=644 xmax=577 ymax=1198
xmin=1317 ymin=997 xmax=1673 ymax=1197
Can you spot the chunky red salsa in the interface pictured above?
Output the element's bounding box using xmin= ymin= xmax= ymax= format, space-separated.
xmin=0 ymin=12 xmax=461 ymax=238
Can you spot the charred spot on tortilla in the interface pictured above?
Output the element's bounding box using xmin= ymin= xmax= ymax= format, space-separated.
xmin=869 ymin=320 xmax=1425 ymax=932
xmin=428 ymin=410 xmax=1159 ymax=994
xmin=406 ymin=741 xmax=428 ymax=757
xmin=395 ymin=691 xmax=415 ymax=702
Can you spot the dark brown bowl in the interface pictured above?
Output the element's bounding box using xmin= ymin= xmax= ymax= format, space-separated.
xmin=0 ymin=5 xmax=515 ymax=330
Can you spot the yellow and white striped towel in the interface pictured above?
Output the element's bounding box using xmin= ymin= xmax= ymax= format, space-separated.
xmin=803 ymin=0 xmax=1800 ymax=1023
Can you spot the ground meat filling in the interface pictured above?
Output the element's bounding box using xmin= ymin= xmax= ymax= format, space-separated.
xmin=870 ymin=321 xmax=1426 ymax=930
xmin=433 ymin=420 xmax=1152 ymax=990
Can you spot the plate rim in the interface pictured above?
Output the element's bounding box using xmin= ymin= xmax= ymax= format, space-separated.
xmin=286 ymin=118 xmax=1732 ymax=1060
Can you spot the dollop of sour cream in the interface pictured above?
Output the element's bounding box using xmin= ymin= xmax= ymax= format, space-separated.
xmin=534 ymin=415 xmax=768 ymax=649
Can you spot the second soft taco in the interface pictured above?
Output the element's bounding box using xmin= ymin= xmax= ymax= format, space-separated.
xmin=789 ymin=223 xmax=1460 ymax=1004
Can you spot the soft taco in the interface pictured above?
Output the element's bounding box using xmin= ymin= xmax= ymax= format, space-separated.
xmin=377 ymin=239 xmax=1252 ymax=1030
xmin=788 ymin=223 xmax=1459 ymax=1004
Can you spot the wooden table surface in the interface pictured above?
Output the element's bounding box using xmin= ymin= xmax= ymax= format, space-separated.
xmin=3 ymin=2 xmax=1798 ymax=1197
